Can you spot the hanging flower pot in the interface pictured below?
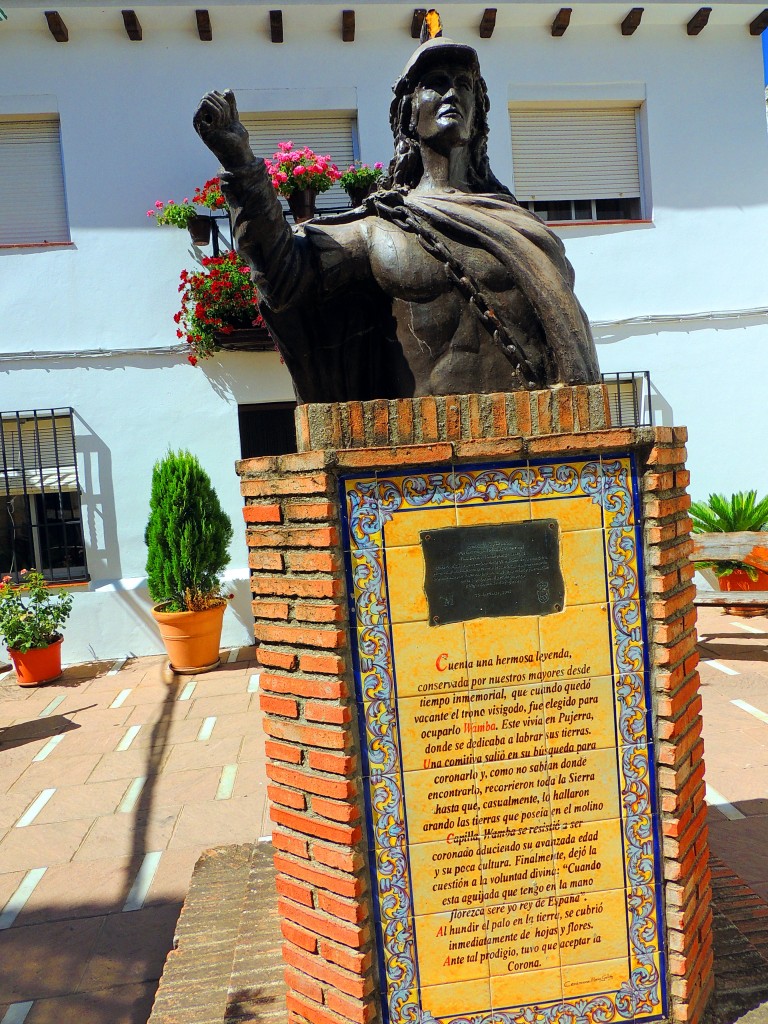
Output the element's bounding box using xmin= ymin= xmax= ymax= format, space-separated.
xmin=339 ymin=162 xmax=384 ymax=208
xmin=8 ymin=635 xmax=64 ymax=687
xmin=188 ymin=215 xmax=211 ymax=247
xmin=287 ymin=188 xmax=318 ymax=224
xmin=346 ymin=183 xmax=375 ymax=208
xmin=266 ymin=143 xmax=341 ymax=222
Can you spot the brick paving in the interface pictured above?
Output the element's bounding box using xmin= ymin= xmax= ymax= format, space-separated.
xmin=1 ymin=607 xmax=768 ymax=1022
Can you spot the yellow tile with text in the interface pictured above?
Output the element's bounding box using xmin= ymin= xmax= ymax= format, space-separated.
xmin=391 ymin=620 xmax=467 ymax=699
xmin=409 ymin=838 xmax=485 ymax=916
xmin=483 ymin=899 xmax=560 ymax=976
xmin=562 ymin=957 xmax=630 ymax=999
xmin=397 ymin=691 xmax=473 ymax=773
xmin=538 ymin=603 xmax=611 ymax=678
xmin=545 ymin=674 xmax=618 ymax=751
xmin=465 ymin=617 xmax=540 ymax=690
xmin=548 ymin=747 xmax=621 ymax=825
xmin=414 ymin=910 xmax=490 ymax=987
xmin=557 ymin=887 xmax=628 ymax=966
xmin=554 ymin=817 xmax=625 ymax=895
xmin=404 ymin=766 xmax=479 ymax=845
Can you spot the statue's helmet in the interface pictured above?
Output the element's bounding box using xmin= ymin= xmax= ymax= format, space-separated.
xmin=392 ymin=36 xmax=481 ymax=102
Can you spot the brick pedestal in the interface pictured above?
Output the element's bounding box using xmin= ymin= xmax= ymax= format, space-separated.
xmin=237 ymin=388 xmax=713 ymax=1024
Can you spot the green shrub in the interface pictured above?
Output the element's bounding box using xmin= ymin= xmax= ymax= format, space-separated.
xmin=145 ymin=450 xmax=233 ymax=611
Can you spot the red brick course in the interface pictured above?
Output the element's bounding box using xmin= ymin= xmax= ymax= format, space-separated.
xmin=237 ymin=396 xmax=713 ymax=1024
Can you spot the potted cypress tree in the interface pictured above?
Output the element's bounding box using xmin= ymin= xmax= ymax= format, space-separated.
xmin=145 ymin=450 xmax=233 ymax=672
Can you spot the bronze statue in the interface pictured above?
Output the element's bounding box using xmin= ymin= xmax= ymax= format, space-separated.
xmin=194 ymin=37 xmax=600 ymax=403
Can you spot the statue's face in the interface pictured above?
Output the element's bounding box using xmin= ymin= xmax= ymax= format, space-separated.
xmin=412 ymin=63 xmax=475 ymax=150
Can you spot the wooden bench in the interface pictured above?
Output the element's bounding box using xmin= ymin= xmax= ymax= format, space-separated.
xmin=691 ymin=531 xmax=768 ymax=607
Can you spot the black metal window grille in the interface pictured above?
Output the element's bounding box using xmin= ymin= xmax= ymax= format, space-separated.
xmin=238 ymin=403 xmax=297 ymax=459
xmin=601 ymin=371 xmax=653 ymax=427
xmin=0 ymin=408 xmax=88 ymax=583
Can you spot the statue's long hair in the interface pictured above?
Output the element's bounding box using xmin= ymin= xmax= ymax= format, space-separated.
xmin=384 ymin=73 xmax=513 ymax=196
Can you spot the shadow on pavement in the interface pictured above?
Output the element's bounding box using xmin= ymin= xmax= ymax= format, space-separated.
xmin=0 ymin=713 xmax=85 ymax=752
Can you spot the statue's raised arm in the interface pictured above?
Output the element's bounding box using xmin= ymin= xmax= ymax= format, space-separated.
xmin=193 ymin=89 xmax=253 ymax=170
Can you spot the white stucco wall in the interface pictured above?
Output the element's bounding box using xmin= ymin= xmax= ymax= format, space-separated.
xmin=1 ymin=1 xmax=767 ymax=659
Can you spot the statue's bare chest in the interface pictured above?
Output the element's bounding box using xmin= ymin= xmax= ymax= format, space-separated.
xmin=367 ymin=219 xmax=510 ymax=299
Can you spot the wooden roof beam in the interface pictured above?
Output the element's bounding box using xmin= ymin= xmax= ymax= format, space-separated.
xmin=749 ymin=9 xmax=768 ymax=34
xmin=342 ymin=9 xmax=355 ymax=42
xmin=551 ymin=8 xmax=571 ymax=36
xmin=44 ymin=10 xmax=68 ymax=41
xmin=121 ymin=9 xmax=142 ymax=40
xmin=621 ymin=8 xmax=643 ymax=35
xmin=195 ymin=9 xmax=212 ymax=41
xmin=411 ymin=8 xmax=426 ymax=38
xmin=269 ymin=9 xmax=283 ymax=42
xmin=479 ymin=8 xmax=496 ymax=38
xmin=686 ymin=7 xmax=711 ymax=35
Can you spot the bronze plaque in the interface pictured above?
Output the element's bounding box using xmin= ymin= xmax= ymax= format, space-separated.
xmin=421 ymin=519 xmax=563 ymax=625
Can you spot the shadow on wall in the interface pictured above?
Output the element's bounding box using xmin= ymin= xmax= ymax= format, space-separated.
xmin=73 ymin=412 xmax=123 ymax=582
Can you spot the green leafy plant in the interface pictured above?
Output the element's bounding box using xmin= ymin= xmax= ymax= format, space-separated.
xmin=690 ymin=490 xmax=768 ymax=578
xmin=147 ymin=198 xmax=199 ymax=228
xmin=0 ymin=570 xmax=73 ymax=652
xmin=338 ymin=161 xmax=385 ymax=195
xmin=145 ymin=451 xmax=233 ymax=611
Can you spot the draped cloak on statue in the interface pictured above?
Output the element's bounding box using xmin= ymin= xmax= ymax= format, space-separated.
xmin=221 ymin=159 xmax=599 ymax=405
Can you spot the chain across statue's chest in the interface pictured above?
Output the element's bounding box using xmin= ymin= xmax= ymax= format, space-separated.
xmin=367 ymin=219 xmax=511 ymax=300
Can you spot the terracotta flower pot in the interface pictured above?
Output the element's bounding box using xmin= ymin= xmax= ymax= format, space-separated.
xmin=287 ymin=188 xmax=318 ymax=224
xmin=8 ymin=635 xmax=64 ymax=686
xmin=188 ymin=215 xmax=211 ymax=246
xmin=719 ymin=568 xmax=768 ymax=617
xmin=151 ymin=601 xmax=226 ymax=673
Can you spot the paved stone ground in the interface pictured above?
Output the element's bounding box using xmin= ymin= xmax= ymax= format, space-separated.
xmin=1 ymin=606 xmax=768 ymax=1023
xmin=0 ymin=648 xmax=268 ymax=1024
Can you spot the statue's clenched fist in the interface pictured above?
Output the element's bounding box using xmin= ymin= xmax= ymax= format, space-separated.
xmin=193 ymin=89 xmax=253 ymax=170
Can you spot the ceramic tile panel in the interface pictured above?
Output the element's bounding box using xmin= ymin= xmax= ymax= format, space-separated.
xmin=341 ymin=454 xmax=664 ymax=1024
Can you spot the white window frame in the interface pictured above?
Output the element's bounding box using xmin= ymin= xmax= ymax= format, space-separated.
xmin=0 ymin=114 xmax=71 ymax=247
xmin=509 ymin=102 xmax=648 ymax=224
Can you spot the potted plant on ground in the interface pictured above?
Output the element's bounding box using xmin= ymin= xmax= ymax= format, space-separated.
xmin=339 ymin=161 xmax=385 ymax=207
xmin=690 ymin=490 xmax=768 ymax=610
xmin=145 ymin=450 xmax=234 ymax=673
xmin=174 ymin=250 xmax=268 ymax=365
xmin=0 ymin=570 xmax=74 ymax=685
xmin=265 ymin=141 xmax=342 ymax=222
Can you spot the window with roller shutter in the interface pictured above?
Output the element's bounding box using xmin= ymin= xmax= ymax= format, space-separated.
xmin=509 ymin=106 xmax=645 ymax=223
xmin=0 ymin=116 xmax=70 ymax=246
